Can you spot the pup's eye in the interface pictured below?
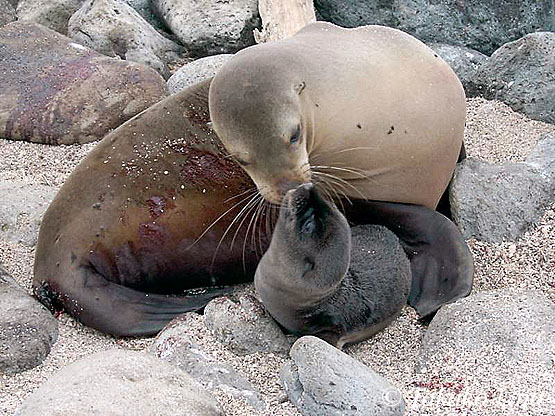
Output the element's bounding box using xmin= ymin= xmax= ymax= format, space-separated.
xmin=290 ymin=125 xmax=301 ymax=144
xmin=301 ymin=218 xmax=315 ymax=234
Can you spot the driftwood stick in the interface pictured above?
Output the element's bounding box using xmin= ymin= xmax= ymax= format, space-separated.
xmin=254 ymin=0 xmax=316 ymax=43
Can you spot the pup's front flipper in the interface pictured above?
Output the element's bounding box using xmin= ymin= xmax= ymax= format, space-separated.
xmin=344 ymin=200 xmax=474 ymax=318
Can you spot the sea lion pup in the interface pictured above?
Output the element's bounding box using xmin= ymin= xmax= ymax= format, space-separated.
xmin=33 ymin=79 xmax=270 ymax=336
xmin=209 ymin=22 xmax=473 ymax=317
xmin=255 ymin=183 xmax=411 ymax=348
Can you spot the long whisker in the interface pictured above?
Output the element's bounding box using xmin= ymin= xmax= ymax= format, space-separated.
xmin=228 ymin=193 xmax=262 ymax=251
xmin=312 ymin=174 xmax=347 ymax=212
xmin=335 ymin=146 xmax=376 ymax=154
xmin=188 ymin=191 xmax=257 ymax=249
xmin=210 ymin=192 xmax=260 ymax=271
xmin=312 ymin=170 xmax=364 ymax=201
xmin=224 ymin=187 xmax=257 ymax=203
xmin=254 ymin=198 xmax=267 ymax=256
xmin=264 ymin=201 xmax=272 ymax=243
xmin=312 ymin=178 xmax=335 ymax=203
xmin=251 ymin=197 xmax=265 ymax=253
xmin=311 ymin=165 xmax=370 ymax=179
xmin=242 ymin=195 xmax=264 ymax=271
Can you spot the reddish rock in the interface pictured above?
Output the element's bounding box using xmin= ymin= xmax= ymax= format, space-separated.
xmin=0 ymin=23 xmax=167 ymax=145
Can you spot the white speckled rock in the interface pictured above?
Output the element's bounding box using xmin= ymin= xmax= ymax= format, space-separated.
xmin=204 ymin=294 xmax=290 ymax=356
xmin=0 ymin=266 xmax=58 ymax=374
xmin=0 ymin=0 xmax=16 ymax=26
xmin=0 ymin=23 xmax=167 ymax=144
xmin=153 ymin=0 xmax=260 ymax=56
xmin=415 ymin=290 xmax=555 ymax=414
xmin=68 ymin=0 xmax=183 ymax=79
xmin=151 ymin=313 xmax=267 ymax=411
xmin=525 ymin=132 xmax=555 ymax=181
xmin=471 ymin=32 xmax=555 ymax=124
xmin=281 ymin=336 xmax=405 ymax=415
xmin=15 ymin=349 xmax=223 ymax=415
xmin=167 ymin=54 xmax=233 ymax=93
xmin=16 ymin=0 xmax=85 ymax=34
xmin=450 ymin=157 xmax=554 ymax=242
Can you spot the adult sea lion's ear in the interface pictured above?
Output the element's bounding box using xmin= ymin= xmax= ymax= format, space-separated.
xmin=295 ymin=82 xmax=306 ymax=95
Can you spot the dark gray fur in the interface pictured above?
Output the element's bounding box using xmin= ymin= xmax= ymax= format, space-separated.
xmin=255 ymin=184 xmax=411 ymax=348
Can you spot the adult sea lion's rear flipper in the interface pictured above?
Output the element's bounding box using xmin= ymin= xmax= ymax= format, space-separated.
xmin=35 ymin=267 xmax=231 ymax=337
xmin=344 ymin=200 xmax=474 ymax=318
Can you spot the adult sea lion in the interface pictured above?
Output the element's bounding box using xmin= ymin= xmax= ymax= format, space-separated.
xmin=33 ymin=79 xmax=271 ymax=336
xmin=210 ymin=22 xmax=473 ymax=317
xmin=255 ymin=183 xmax=411 ymax=348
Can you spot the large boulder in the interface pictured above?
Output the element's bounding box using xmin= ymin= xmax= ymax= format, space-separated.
xmin=315 ymin=0 xmax=555 ymax=55
xmin=16 ymin=0 xmax=86 ymax=35
xmin=0 ymin=181 xmax=58 ymax=246
xmin=428 ymin=43 xmax=487 ymax=95
xmin=151 ymin=313 xmax=267 ymax=411
xmin=152 ymin=0 xmax=261 ymax=56
xmin=167 ymin=54 xmax=233 ymax=94
xmin=0 ymin=0 xmax=16 ymax=27
xmin=450 ymin=157 xmax=554 ymax=242
xmin=16 ymin=349 xmax=223 ymax=415
xmin=68 ymin=0 xmax=183 ymax=79
xmin=415 ymin=290 xmax=555 ymax=415
xmin=470 ymin=32 xmax=555 ymax=124
xmin=281 ymin=336 xmax=405 ymax=415
xmin=0 ymin=266 xmax=58 ymax=374
xmin=0 ymin=23 xmax=167 ymax=144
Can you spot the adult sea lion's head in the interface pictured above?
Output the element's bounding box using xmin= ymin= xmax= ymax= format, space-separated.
xmin=209 ymin=51 xmax=313 ymax=204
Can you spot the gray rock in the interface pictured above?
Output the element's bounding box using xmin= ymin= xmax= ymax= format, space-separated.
xmin=315 ymin=0 xmax=555 ymax=55
xmin=167 ymin=54 xmax=233 ymax=94
xmin=471 ymin=32 xmax=555 ymax=124
xmin=16 ymin=0 xmax=85 ymax=35
xmin=450 ymin=158 xmax=554 ymax=243
xmin=153 ymin=0 xmax=261 ymax=56
xmin=0 ymin=0 xmax=16 ymax=27
xmin=0 ymin=265 xmax=58 ymax=374
xmin=0 ymin=23 xmax=167 ymax=144
xmin=526 ymin=132 xmax=555 ymax=180
xmin=0 ymin=181 xmax=58 ymax=246
xmin=15 ymin=349 xmax=223 ymax=416
xmin=204 ymin=294 xmax=290 ymax=355
xmin=68 ymin=0 xmax=183 ymax=79
xmin=415 ymin=290 xmax=555 ymax=414
xmin=151 ymin=313 xmax=267 ymax=411
xmin=428 ymin=43 xmax=487 ymax=95
xmin=282 ymin=336 xmax=405 ymax=416
xmin=123 ymin=0 xmax=166 ymax=31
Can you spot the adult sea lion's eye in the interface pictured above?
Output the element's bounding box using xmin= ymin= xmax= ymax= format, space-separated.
xmin=290 ymin=125 xmax=301 ymax=144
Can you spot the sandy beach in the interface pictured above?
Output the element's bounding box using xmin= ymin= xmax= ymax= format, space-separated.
xmin=1 ymin=97 xmax=554 ymax=415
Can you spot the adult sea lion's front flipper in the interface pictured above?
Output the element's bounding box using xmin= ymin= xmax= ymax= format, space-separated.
xmin=344 ymin=200 xmax=474 ymax=318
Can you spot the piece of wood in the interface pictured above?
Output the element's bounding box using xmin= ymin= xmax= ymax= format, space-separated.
xmin=254 ymin=0 xmax=316 ymax=43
